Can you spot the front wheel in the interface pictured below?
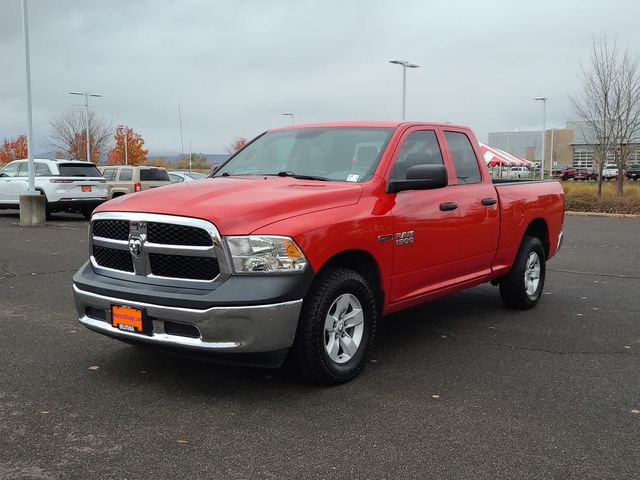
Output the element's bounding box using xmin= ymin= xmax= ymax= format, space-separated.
xmin=499 ymin=236 xmax=546 ymax=310
xmin=289 ymin=268 xmax=377 ymax=385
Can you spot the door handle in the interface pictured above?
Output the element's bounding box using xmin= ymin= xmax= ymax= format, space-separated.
xmin=439 ymin=202 xmax=458 ymax=211
xmin=481 ymin=197 xmax=497 ymax=206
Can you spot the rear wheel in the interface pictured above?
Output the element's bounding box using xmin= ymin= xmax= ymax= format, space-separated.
xmin=499 ymin=236 xmax=546 ymax=310
xmin=81 ymin=208 xmax=94 ymax=220
xmin=289 ymin=268 xmax=377 ymax=385
xmin=38 ymin=191 xmax=53 ymax=220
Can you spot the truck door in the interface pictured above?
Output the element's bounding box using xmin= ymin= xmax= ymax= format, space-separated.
xmin=440 ymin=129 xmax=500 ymax=279
xmin=389 ymin=128 xmax=463 ymax=304
xmin=2 ymin=161 xmax=28 ymax=203
xmin=388 ymin=128 xmax=499 ymax=306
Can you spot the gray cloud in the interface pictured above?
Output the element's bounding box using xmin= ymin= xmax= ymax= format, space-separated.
xmin=2 ymin=0 xmax=640 ymax=155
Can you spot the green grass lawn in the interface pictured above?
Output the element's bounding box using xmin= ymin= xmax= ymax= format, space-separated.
xmin=562 ymin=180 xmax=640 ymax=214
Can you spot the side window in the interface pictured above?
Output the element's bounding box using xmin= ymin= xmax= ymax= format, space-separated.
xmin=15 ymin=162 xmax=28 ymax=177
xmin=102 ymin=168 xmax=116 ymax=181
xmin=35 ymin=163 xmax=52 ymax=177
xmin=118 ymin=169 xmax=132 ymax=181
xmin=391 ymin=130 xmax=443 ymax=181
xmin=444 ymin=132 xmax=482 ymax=184
xmin=169 ymin=174 xmax=183 ymax=183
xmin=0 ymin=162 xmax=21 ymax=177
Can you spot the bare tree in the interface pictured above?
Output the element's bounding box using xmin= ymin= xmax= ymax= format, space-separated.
xmin=48 ymin=110 xmax=113 ymax=162
xmin=571 ymin=36 xmax=640 ymax=197
xmin=610 ymin=50 xmax=640 ymax=196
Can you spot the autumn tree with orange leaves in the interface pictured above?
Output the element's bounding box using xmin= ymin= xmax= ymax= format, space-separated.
xmin=107 ymin=127 xmax=149 ymax=165
xmin=0 ymin=135 xmax=28 ymax=164
xmin=226 ymin=137 xmax=247 ymax=154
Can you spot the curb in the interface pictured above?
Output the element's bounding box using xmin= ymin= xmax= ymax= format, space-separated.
xmin=566 ymin=211 xmax=640 ymax=219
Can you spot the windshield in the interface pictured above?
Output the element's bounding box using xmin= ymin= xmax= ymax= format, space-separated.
xmin=214 ymin=127 xmax=394 ymax=182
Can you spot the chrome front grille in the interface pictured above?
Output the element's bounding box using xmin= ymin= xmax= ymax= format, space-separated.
xmin=90 ymin=212 xmax=227 ymax=284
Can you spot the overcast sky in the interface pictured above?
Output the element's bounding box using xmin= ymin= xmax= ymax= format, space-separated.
xmin=2 ymin=0 xmax=640 ymax=155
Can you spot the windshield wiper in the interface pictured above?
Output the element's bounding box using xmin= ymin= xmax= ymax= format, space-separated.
xmin=276 ymin=171 xmax=329 ymax=181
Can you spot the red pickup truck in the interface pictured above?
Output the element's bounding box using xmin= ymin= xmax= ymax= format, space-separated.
xmin=73 ymin=121 xmax=564 ymax=384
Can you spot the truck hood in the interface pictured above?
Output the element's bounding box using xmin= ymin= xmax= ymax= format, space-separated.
xmin=96 ymin=176 xmax=363 ymax=234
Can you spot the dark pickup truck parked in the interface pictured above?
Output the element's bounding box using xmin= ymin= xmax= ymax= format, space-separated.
xmin=626 ymin=164 xmax=640 ymax=181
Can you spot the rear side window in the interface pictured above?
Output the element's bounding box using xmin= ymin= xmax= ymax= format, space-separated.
xmin=35 ymin=163 xmax=52 ymax=176
xmin=140 ymin=169 xmax=170 ymax=181
xmin=118 ymin=169 xmax=133 ymax=181
xmin=102 ymin=168 xmax=116 ymax=181
xmin=444 ymin=132 xmax=481 ymax=184
xmin=391 ymin=130 xmax=443 ymax=181
xmin=58 ymin=163 xmax=103 ymax=177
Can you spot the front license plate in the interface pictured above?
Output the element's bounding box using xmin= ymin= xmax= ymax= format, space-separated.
xmin=81 ymin=185 xmax=92 ymax=192
xmin=111 ymin=305 xmax=150 ymax=334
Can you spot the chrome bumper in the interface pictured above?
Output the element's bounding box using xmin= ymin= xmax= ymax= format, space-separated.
xmin=73 ymin=285 xmax=302 ymax=353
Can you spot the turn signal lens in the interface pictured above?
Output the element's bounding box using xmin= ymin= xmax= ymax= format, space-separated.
xmin=225 ymin=236 xmax=307 ymax=273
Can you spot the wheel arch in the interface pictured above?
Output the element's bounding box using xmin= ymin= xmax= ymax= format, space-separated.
xmin=318 ymin=249 xmax=384 ymax=312
xmin=524 ymin=218 xmax=550 ymax=258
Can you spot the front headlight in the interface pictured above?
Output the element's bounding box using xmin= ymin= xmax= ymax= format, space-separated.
xmin=225 ymin=236 xmax=308 ymax=273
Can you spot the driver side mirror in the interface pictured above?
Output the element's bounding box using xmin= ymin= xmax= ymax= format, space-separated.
xmin=387 ymin=164 xmax=448 ymax=193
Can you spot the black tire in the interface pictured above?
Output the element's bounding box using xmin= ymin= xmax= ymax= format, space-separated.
xmin=81 ymin=208 xmax=93 ymax=220
xmin=289 ymin=268 xmax=377 ymax=385
xmin=38 ymin=191 xmax=53 ymax=221
xmin=499 ymin=236 xmax=546 ymax=310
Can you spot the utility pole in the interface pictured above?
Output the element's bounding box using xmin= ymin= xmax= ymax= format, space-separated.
xmin=117 ymin=125 xmax=128 ymax=165
xmin=69 ymin=91 xmax=103 ymax=162
xmin=534 ymin=97 xmax=547 ymax=179
xmin=21 ymin=0 xmax=35 ymax=194
xmin=178 ymin=102 xmax=184 ymax=155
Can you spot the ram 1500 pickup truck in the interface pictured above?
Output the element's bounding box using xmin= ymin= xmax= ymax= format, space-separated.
xmin=73 ymin=121 xmax=565 ymax=384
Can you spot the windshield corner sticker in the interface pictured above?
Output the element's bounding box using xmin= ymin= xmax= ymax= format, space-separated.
xmin=346 ymin=174 xmax=360 ymax=182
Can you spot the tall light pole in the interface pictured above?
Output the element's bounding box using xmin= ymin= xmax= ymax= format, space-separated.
xmin=534 ymin=97 xmax=547 ymax=179
xmin=21 ymin=0 xmax=35 ymax=194
xmin=116 ymin=125 xmax=128 ymax=165
xmin=178 ymin=102 xmax=184 ymax=155
xmin=389 ymin=60 xmax=419 ymax=120
xmin=282 ymin=113 xmax=295 ymax=124
xmin=69 ymin=91 xmax=103 ymax=162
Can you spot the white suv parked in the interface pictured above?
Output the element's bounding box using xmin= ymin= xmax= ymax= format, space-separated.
xmin=0 ymin=159 xmax=107 ymax=218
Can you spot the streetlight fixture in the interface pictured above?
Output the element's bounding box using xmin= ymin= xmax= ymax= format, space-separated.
xmin=69 ymin=91 xmax=103 ymax=162
xmin=282 ymin=113 xmax=295 ymax=124
xmin=534 ymin=96 xmax=547 ymax=180
xmin=116 ymin=125 xmax=128 ymax=165
xmin=389 ymin=60 xmax=420 ymax=120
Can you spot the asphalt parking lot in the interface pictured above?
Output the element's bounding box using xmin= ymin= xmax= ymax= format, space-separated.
xmin=0 ymin=211 xmax=638 ymax=480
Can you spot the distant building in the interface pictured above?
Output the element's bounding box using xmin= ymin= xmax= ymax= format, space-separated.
xmin=489 ymin=122 xmax=640 ymax=169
